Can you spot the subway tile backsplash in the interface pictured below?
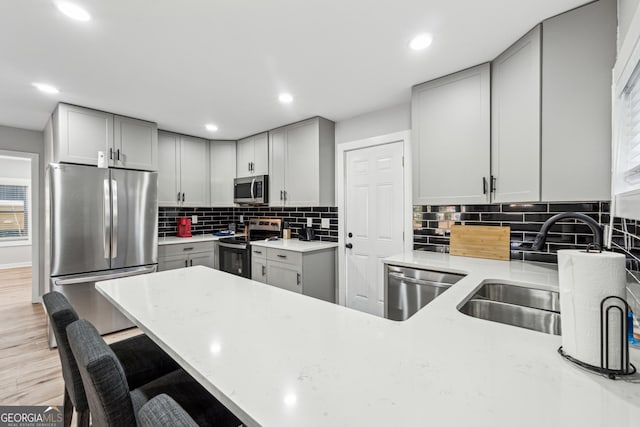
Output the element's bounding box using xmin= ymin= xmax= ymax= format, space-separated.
xmin=159 ymin=206 xmax=338 ymax=242
xmin=413 ymin=201 xmax=611 ymax=264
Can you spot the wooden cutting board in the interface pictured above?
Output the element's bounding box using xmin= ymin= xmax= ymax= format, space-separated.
xmin=449 ymin=225 xmax=511 ymax=261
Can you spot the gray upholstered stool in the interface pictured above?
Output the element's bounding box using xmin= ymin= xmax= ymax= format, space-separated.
xmin=42 ymin=291 xmax=180 ymax=427
xmin=67 ymin=319 xmax=242 ymax=427
xmin=138 ymin=394 xmax=199 ymax=427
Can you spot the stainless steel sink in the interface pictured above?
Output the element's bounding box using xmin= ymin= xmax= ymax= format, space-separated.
xmin=459 ymin=282 xmax=561 ymax=335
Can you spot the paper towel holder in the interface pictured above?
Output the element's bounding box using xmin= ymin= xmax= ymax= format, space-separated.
xmin=558 ymin=295 xmax=636 ymax=379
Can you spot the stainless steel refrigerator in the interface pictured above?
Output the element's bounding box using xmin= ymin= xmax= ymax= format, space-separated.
xmin=46 ymin=163 xmax=158 ymax=347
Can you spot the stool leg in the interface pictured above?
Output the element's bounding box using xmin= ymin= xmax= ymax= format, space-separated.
xmin=63 ymin=388 xmax=73 ymax=427
xmin=76 ymin=409 xmax=90 ymax=427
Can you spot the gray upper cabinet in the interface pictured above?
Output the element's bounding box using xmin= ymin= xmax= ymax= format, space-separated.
xmin=53 ymin=103 xmax=113 ymax=166
xmin=51 ymin=103 xmax=158 ymax=171
xmin=236 ymin=132 xmax=268 ymax=177
xmin=157 ymin=131 xmax=210 ymax=207
xmin=269 ymin=117 xmax=335 ymax=207
xmin=210 ymin=140 xmax=237 ymax=206
xmin=541 ymin=0 xmax=616 ymax=201
xmin=411 ymin=64 xmax=491 ymax=205
xmin=491 ymin=25 xmax=541 ymax=203
xmin=113 ymin=115 xmax=158 ymax=171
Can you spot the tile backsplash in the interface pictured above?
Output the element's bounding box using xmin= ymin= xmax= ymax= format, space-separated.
xmin=159 ymin=206 xmax=338 ymax=242
xmin=413 ymin=201 xmax=610 ymax=264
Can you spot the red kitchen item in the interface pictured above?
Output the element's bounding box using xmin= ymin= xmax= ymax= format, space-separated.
xmin=176 ymin=217 xmax=192 ymax=237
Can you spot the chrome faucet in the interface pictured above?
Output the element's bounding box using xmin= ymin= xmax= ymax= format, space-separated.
xmin=531 ymin=212 xmax=602 ymax=251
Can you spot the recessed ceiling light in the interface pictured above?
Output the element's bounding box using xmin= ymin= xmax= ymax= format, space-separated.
xmin=409 ymin=33 xmax=433 ymax=51
xmin=55 ymin=2 xmax=91 ymax=22
xmin=32 ymin=83 xmax=59 ymax=94
xmin=205 ymin=124 xmax=218 ymax=132
xmin=278 ymin=93 xmax=293 ymax=104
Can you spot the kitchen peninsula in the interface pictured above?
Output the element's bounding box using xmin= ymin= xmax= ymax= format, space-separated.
xmin=96 ymin=259 xmax=640 ymax=427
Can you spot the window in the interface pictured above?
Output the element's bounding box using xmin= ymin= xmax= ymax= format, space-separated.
xmin=0 ymin=182 xmax=30 ymax=242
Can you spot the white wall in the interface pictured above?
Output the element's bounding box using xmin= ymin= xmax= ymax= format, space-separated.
xmin=335 ymin=103 xmax=410 ymax=144
xmin=619 ymin=0 xmax=640 ymax=50
xmin=0 ymin=156 xmax=32 ymax=267
xmin=0 ymin=125 xmax=43 ymax=291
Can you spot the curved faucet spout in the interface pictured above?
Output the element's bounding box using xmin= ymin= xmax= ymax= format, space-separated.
xmin=531 ymin=212 xmax=602 ymax=251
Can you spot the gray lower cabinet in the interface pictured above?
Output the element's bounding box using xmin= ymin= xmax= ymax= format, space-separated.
xmin=158 ymin=241 xmax=215 ymax=271
xmin=251 ymin=246 xmax=336 ymax=303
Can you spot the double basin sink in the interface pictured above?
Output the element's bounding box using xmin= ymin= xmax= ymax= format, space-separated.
xmin=458 ymin=282 xmax=561 ymax=335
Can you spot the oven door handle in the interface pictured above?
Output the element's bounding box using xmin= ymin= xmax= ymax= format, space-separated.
xmin=219 ymin=242 xmax=247 ymax=250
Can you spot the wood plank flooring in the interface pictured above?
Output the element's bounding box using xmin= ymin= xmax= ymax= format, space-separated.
xmin=0 ymin=267 xmax=141 ymax=406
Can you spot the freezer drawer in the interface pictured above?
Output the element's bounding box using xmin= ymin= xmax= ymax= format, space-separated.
xmin=385 ymin=265 xmax=465 ymax=321
xmin=48 ymin=265 xmax=156 ymax=347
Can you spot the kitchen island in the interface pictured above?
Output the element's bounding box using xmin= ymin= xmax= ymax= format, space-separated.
xmin=96 ymin=253 xmax=640 ymax=427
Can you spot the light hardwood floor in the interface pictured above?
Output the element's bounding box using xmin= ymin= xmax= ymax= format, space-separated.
xmin=0 ymin=267 xmax=141 ymax=406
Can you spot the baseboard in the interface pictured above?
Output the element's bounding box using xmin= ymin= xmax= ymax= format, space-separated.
xmin=0 ymin=262 xmax=32 ymax=270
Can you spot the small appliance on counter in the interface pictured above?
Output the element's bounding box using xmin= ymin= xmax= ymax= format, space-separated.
xmin=282 ymin=221 xmax=291 ymax=239
xmin=298 ymin=225 xmax=316 ymax=241
xmin=176 ymin=217 xmax=192 ymax=237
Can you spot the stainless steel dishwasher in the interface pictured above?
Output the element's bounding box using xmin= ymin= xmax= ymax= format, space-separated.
xmin=385 ymin=264 xmax=465 ymax=321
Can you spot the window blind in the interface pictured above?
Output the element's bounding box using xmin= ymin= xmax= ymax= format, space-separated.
xmin=0 ymin=184 xmax=29 ymax=240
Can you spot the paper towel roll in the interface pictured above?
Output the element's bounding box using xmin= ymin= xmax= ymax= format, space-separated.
xmin=557 ymin=250 xmax=627 ymax=370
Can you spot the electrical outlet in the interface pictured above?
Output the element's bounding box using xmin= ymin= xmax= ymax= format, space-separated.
xmin=191 ymin=215 xmax=198 ymax=224
xmin=239 ymin=215 xmax=244 ymax=223
xmin=321 ymin=218 xmax=330 ymax=229
xmin=307 ymin=217 xmax=313 ymax=227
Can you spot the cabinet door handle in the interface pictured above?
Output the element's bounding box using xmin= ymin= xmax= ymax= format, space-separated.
xmin=182 ymin=193 xmax=185 ymax=202
xmin=184 ymin=260 xmax=188 ymax=267
xmin=248 ymin=162 xmax=251 ymax=172
xmin=190 ymin=259 xmax=193 ymax=266
xmin=116 ymin=149 xmax=121 ymax=161
xmin=482 ymin=177 xmax=487 ymax=195
xmin=277 ymin=254 xmax=287 ymax=259
xmin=283 ymin=190 xmax=287 ymax=201
xmin=280 ymin=190 xmax=283 ymax=201
xmin=491 ymin=176 xmax=497 ymax=193
xmin=297 ymin=273 xmax=301 ymax=285
xmin=177 ymin=192 xmax=181 ymax=203
xmin=109 ymin=148 xmax=114 ymax=160
xmin=262 ymin=265 xmax=266 ymax=276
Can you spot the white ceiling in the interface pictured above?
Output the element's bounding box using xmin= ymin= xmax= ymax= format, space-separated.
xmin=1 ymin=0 xmax=591 ymax=140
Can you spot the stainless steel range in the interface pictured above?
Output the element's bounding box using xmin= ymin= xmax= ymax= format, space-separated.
xmin=218 ymin=218 xmax=281 ymax=278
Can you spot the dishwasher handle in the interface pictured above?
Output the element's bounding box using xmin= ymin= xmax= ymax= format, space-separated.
xmin=388 ymin=272 xmax=452 ymax=289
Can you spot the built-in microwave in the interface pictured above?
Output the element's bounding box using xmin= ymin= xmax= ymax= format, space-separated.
xmin=234 ymin=175 xmax=268 ymax=205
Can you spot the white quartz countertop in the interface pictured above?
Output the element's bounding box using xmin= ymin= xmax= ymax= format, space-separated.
xmin=158 ymin=233 xmax=243 ymax=246
xmin=96 ymin=254 xmax=640 ymax=427
xmin=250 ymin=239 xmax=338 ymax=253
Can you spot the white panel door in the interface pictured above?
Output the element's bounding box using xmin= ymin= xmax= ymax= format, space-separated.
xmin=210 ymin=140 xmax=236 ymax=206
xmin=180 ymin=136 xmax=210 ymax=207
xmin=411 ymin=64 xmax=491 ymax=205
xmin=252 ymin=132 xmax=269 ymax=176
xmin=284 ymin=120 xmax=318 ymax=206
xmin=113 ymin=115 xmax=158 ymax=171
xmin=345 ymin=142 xmax=404 ymax=317
xmin=492 ymin=25 xmax=541 ymax=203
xmin=269 ymin=129 xmax=286 ymax=207
xmin=157 ymin=131 xmax=180 ymax=207
xmin=236 ymin=136 xmax=253 ymax=177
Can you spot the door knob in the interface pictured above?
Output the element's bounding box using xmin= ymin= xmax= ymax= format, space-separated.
xmin=345 ymin=243 xmax=353 ymax=249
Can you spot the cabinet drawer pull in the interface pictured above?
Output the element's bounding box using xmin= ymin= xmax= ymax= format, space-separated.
xmin=277 ymin=254 xmax=287 ymax=259
xmin=254 ymin=250 xmax=262 ymax=254
xmin=183 ymin=247 xmax=194 ymax=251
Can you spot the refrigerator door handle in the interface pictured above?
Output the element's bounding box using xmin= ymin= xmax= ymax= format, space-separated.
xmin=103 ymin=179 xmax=111 ymax=259
xmin=111 ymin=178 xmax=118 ymax=259
xmin=52 ymin=266 xmax=157 ymax=286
